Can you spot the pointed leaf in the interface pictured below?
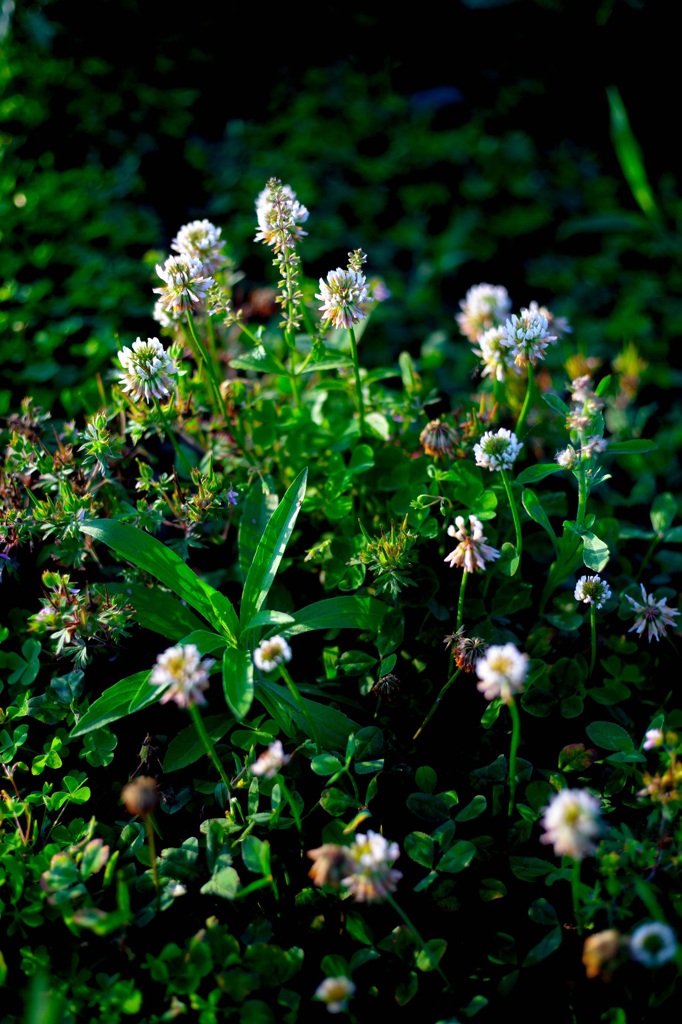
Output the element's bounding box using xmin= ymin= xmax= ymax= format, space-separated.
xmin=106 ymin=583 xmax=205 ymax=640
xmin=69 ymin=671 xmax=152 ymax=737
xmin=223 ymin=646 xmax=254 ymax=720
xmin=542 ymin=393 xmax=571 ymax=418
xmin=257 ymin=677 xmax=357 ymax=750
xmin=163 ymin=714 xmax=232 ymax=772
xmin=522 ymin=488 xmax=558 ymax=549
xmin=516 ymin=464 xmax=564 ymax=484
xmin=280 ymin=596 xmax=386 ymax=637
xmin=604 ymin=439 xmax=657 ymax=455
xmin=583 ymin=532 xmax=610 ymax=571
xmin=238 ymin=480 xmax=280 ymax=582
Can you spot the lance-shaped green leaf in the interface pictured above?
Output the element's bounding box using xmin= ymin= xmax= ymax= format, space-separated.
xmin=223 ymin=646 xmax=254 ymax=720
xmin=238 ymin=479 xmax=280 ymax=582
xmin=522 ymin=488 xmax=558 ymax=554
xmin=257 ymin=677 xmax=357 ymax=751
xmin=80 ymin=520 xmax=239 ymax=644
xmin=163 ymin=714 xmax=232 ymax=772
xmin=516 ymin=464 xmax=564 ymax=485
xmin=241 ymin=611 xmax=296 ymax=636
xmin=275 ymin=595 xmax=387 ymax=638
xmin=69 ymin=671 xmax=153 ymax=737
xmin=240 ymin=467 xmax=308 ymax=629
xmin=106 ymin=583 xmax=205 ymax=641
xmin=604 ymin=439 xmax=657 ymax=455
xmin=607 ymin=85 xmax=661 ymax=224
xmin=542 ymin=393 xmax=571 ymax=418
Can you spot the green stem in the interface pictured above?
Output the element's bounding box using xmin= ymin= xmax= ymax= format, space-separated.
xmin=514 ymin=362 xmax=535 ymax=439
xmin=348 ymin=326 xmax=366 ymax=435
xmin=152 ymin=397 xmax=193 ymax=477
xmin=507 ymin=697 xmax=522 ymax=816
xmin=187 ymin=309 xmax=230 ymax=423
xmin=188 ymin=703 xmax=233 ymax=797
xmin=385 ymin=892 xmax=452 ymax=992
xmin=576 ymin=438 xmax=588 ymax=530
xmin=571 ymin=857 xmax=583 ymax=935
xmin=273 ymin=774 xmax=302 ymax=834
xmin=588 ymin=604 xmax=597 ymax=678
xmin=501 ymin=468 xmax=522 ymax=574
xmin=456 ymin=571 xmax=468 ymax=631
xmin=413 ymin=668 xmax=462 ymax=741
xmin=637 ymin=534 xmax=660 ymax=582
xmin=279 ymin=665 xmax=322 ymax=755
xmin=144 ymin=815 xmax=161 ymax=912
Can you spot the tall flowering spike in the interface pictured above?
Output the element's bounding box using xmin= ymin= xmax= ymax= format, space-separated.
xmin=118 ymin=337 xmax=177 ymax=404
xmin=314 ymin=976 xmax=356 ymax=1015
xmin=540 ymin=788 xmax=602 ymax=860
xmin=626 ymin=584 xmax=680 ymax=643
xmin=456 ymin=283 xmax=511 ymax=342
xmin=475 ymin=642 xmax=528 ymax=703
xmin=570 ymin=375 xmax=604 ymax=412
xmin=443 ymin=515 xmax=500 ymax=573
xmin=249 ymin=740 xmax=290 ymax=779
xmin=253 ymin=635 xmax=292 ymax=673
xmin=316 ymin=253 xmax=373 ymax=331
xmin=629 ymin=922 xmax=678 ymax=968
xmin=474 ymin=326 xmax=520 ymax=382
xmin=341 ymin=830 xmax=402 ymax=903
xmin=474 ymin=428 xmax=523 ymax=472
xmin=150 ymin=643 xmax=214 ymax=708
xmin=154 ymin=254 xmax=213 ymax=316
xmin=574 ymin=574 xmax=612 ymax=610
xmin=171 ymin=219 xmax=227 ymax=276
xmin=254 ymin=179 xmax=308 ymax=250
xmin=501 ymin=306 xmax=557 ymax=367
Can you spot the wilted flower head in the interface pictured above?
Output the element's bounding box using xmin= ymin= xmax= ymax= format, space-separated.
xmin=307 ymin=844 xmax=351 ymax=889
xmin=253 ymin=635 xmax=292 ymax=673
xmin=456 ymin=283 xmax=511 ymax=342
xmin=249 ymin=740 xmax=290 ymax=779
xmin=444 ymin=515 xmax=500 ymax=573
xmin=540 ymin=788 xmax=602 ymax=860
xmin=121 ymin=776 xmax=160 ymax=817
xmin=574 ymin=574 xmax=612 ymax=610
xmin=341 ymin=830 xmax=402 ymax=903
xmin=629 ymin=922 xmax=678 ymax=968
xmin=314 ymin=976 xmax=356 ymax=1014
xmin=582 ymin=929 xmax=623 ymax=980
xmin=555 ymin=445 xmax=578 ymax=469
xmin=626 ymin=584 xmax=680 ymax=643
xmin=150 ymin=643 xmax=214 ymax=708
xmin=118 ymin=337 xmax=177 ymax=404
xmin=501 ymin=307 xmax=557 ymax=367
xmin=475 ymin=326 xmax=520 ymax=382
xmin=475 ymin=642 xmax=528 ymax=703
xmin=171 ymin=219 xmax=227 ymax=276
xmin=316 ymin=263 xmax=372 ymax=331
xmin=420 ymin=418 xmax=459 ymax=458
xmin=254 ymin=179 xmax=308 ymax=249
xmin=154 ymin=254 xmax=213 ymax=316
xmin=445 ymin=627 xmax=489 ymax=673
xmin=474 ymin=428 xmax=522 ymax=472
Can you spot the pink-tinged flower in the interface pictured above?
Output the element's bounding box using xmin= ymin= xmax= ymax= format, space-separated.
xmin=316 ymin=267 xmax=372 ymax=330
xmin=474 ymin=325 xmax=520 ymax=382
xmin=501 ymin=307 xmax=556 ymax=367
xmin=249 ymin=740 xmax=290 ymax=779
xmin=254 ymin=179 xmax=308 ymax=249
xmin=118 ymin=337 xmax=177 ymax=404
xmin=629 ymin=922 xmax=678 ymax=968
xmin=643 ymin=728 xmax=664 ymax=750
xmin=154 ymin=254 xmax=213 ymax=316
xmin=540 ymin=788 xmax=602 ymax=860
xmin=474 ymin=428 xmax=522 ymax=472
xmin=456 ymin=283 xmax=511 ymax=342
xmin=626 ymin=584 xmax=680 ymax=643
xmin=444 ymin=515 xmax=500 ymax=573
xmin=150 ymin=643 xmax=214 ymax=708
xmin=314 ymin=976 xmax=356 ymax=1014
xmin=171 ymin=219 xmax=227 ymax=276
xmin=574 ymin=574 xmax=612 ymax=610
xmin=341 ymin=831 xmax=402 ymax=903
xmin=253 ymin=635 xmax=292 ymax=673
xmin=556 ymin=445 xmax=578 ymax=469
xmin=475 ymin=643 xmax=528 ymax=703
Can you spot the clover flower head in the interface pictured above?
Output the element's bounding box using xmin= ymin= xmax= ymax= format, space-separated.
xmin=475 ymin=642 xmax=528 ymax=703
xmin=253 ymin=635 xmax=292 ymax=673
xmin=307 ymin=844 xmax=350 ymax=889
xmin=540 ymin=788 xmax=602 ymax=860
xmin=249 ymin=740 xmax=290 ymax=779
xmin=420 ymin=418 xmax=459 ymax=458
xmin=316 ymin=266 xmax=372 ymax=330
xmin=314 ymin=977 xmax=356 ymax=1014
xmin=643 ymin=728 xmax=664 ymax=750
xmin=501 ymin=307 xmax=556 ymax=367
xmin=556 ymin=445 xmax=578 ymax=469
xmin=444 ymin=515 xmax=500 ymax=573
xmin=629 ymin=922 xmax=678 ymax=968
xmin=254 ymin=179 xmax=308 ymax=249
xmin=626 ymin=584 xmax=680 ymax=643
xmin=171 ymin=218 xmax=226 ymax=276
xmin=574 ymin=574 xmax=612 ymax=610
xmin=152 ymin=298 xmax=180 ymax=330
xmin=154 ymin=254 xmax=213 ymax=315
xmin=341 ymin=830 xmax=402 ymax=903
xmin=475 ymin=325 xmax=520 ymax=382
xmin=474 ymin=428 xmax=523 ymax=472
xmin=456 ymin=283 xmax=511 ymax=342
xmin=118 ymin=337 xmax=177 ymax=404
xmin=150 ymin=643 xmax=214 ymax=708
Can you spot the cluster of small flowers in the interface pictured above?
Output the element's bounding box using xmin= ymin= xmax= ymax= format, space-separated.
xmin=118 ymin=337 xmax=177 ymax=405
xmin=150 ymin=643 xmax=214 ymax=708
xmin=574 ymin=574 xmax=612 ymax=610
xmin=475 ymin=642 xmax=528 ymax=703
xmin=253 ymin=635 xmax=292 ymax=672
xmin=308 ymin=830 xmax=402 ymax=904
xmin=152 ymin=218 xmax=226 ymax=328
xmin=582 ymin=922 xmax=679 ymax=979
xmin=317 ymin=249 xmax=372 ymax=331
xmin=501 ymin=303 xmax=557 ymax=368
xmin=255 ymin=179 xmax=309 ymax=250
xmin=443 ymin=515 xmax=500 ymax=573
xmin=540 ymin=788 xmax=602 ymax=860
xmin=474 ymin=428 xmax=522 ymax=472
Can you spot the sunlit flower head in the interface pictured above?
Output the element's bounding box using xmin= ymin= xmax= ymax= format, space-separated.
xmin=253 ymin=635 xmax=292 ymax=673
xmin=456 ymin=283 xmax=511 ymax=342
xmin=555 ymin=445 xmax=578 ymax=469
xmin=540 ymin=788 xmax=602 ymax=860
xmin=420 ymin=418 xmax=459 ymax=458
xmin=150 ymin=643 xmax=214 ymax=708
xmin=249 ymin=740 xmax=290 ymax=779
xmin=314 ymin=976 xmax=356 ymax=1014
xmin=629 ymin=922 xmax=678 ymax=968
xmin=501 ymin=307 xmax=556 ymax=367
xmin=474 ymin=326 xmax=520 ymax=382
xmin=316 ymin=266 xmax=372 ymax=330
xmin=341 ymin=831 xmax=402 ymax=903
xmin=643 ymin=728 xmax=664 ymax=750
xmin=444 ymin=515 xmax=500 ymax=573
xmin=254 ymin=179 xmax=308 ymax=249
xmin=475 ymin=642 xmax=528 ymax=703
xmin=154 ymin=254 xmax=213 ymax=315
xmin=474 ymin=428 xmax=522 ymax=472
xmin=574 ymin=574 xmax=612 ymax=610
xmin=171 ymin=219 xmax=227 ymax=276
xmin=626 ymin=584 xmax=680 ymax=643
xmin=118 ymin=337 xmax=177 ymax=404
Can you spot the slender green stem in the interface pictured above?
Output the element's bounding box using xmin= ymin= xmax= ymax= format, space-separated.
xmin=571 ymin=857 xmax=583 ymax=935
xmin=188 ymin=702 xmax=233 ymax=797
xmin=507 ymin=697 xmax=522 ymax=816
xmin=279 ymin=665 xmax=322 ymax=755
xmin=588 ymin=604 xmax=597 ymax=678
xmin=284 ymin=328 xmax=302 ymax=409
xmin=514 ymin=362 xmax=535 ymax=439
xmin=385 ymin=892 xmax=452 ymax=992
xmin=637 ymin=534 xmax=660 ymax=582
xmin=348 ymin=326 xmax=366 ymax=435
xmin=152 ymin=397 xmax=193 ymax=477
xmin=576 ymin=438 xmax=588 ymax=530
xmin=500 ymin=469 xmax=522 ymax=574
xmin=413 ymin=668 xmax=462 ymax=741
xmin=144 ymin=815 xmax=161 ymax=912
xmin=273 ymin=774 xmax=302 ymax=834
xmin=456 ymin=570 xmax=468 ymax=631
xmin=186 ymin=310 xmax=230 ymax=423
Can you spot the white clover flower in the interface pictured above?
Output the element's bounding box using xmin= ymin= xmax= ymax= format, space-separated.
xmin=316 ymin=267 xmax=372 ymax=330
xmin=444 ymin=515 xmax=500 ymax=573
xmin=152 ymin=298 xmax=180 ymax=330
xmin=314 ymin=976 xmax=356 ymax=1014
xmin=474 ymin=325 xmax=520 ymax=382
xmin=253 ymin=635 xmax=292 ymax=673
xmin=556 ymin=445 xmax=578 ymax=469
xmin=456 ymin=283 xmax=511 ymax=342
xmin=249 ymin=740 xmax=290 ymax=779
xmin=171 ymin=219 xmax=227 ymax=276
xmin=341 ymin=831 xmax=402 ymax=903
xmin=254 ymin=180 xmax=308 ymax=248
xmin=626 ymin=584 xmax=680 ymax=643
xmin=643 ymin=728 xmax=664 ymax=750
xmin=540 ymin=788 xmax=602 ymax=860
xmin=154 ymin=254 xmax=213 ymax=316
xmin=475 ymin=643 xmax=528 ymax=703
xmin=629 ymin=922 xmax=678 ymax=968
xmin=574 ymin=574 xmax=612 ymax=610
xmin=118 ymin=337 xmax=177 ymax=404
xmin=474 ymin=428 xmax=523 ymax=472
xmin=150 ymin=643 xmax=214 ymax=708
xmin=501 ymin=307 xmax=557 ymax=367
